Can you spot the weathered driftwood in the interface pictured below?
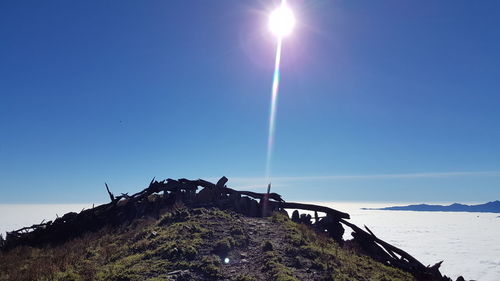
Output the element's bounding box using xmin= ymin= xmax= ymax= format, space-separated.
xmin=272 ymin=201 xmax=350 ymax=220
xmin=105 ymin=183 xmax=115 ymax=202
xmin=339 ymin=218 xmax=449 ymax=280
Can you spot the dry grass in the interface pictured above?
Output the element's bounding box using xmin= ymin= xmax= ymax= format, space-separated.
xmin=0 ymin=215 xmax=160 ymax=281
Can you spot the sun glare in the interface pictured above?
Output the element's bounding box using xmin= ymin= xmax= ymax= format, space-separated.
xmin=268 ymin=3 xmax=296 ymax=38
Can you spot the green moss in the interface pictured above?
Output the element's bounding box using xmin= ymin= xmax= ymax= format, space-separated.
xmin=229 ymin=225 xmax=248 ymax=247
xmin=153 ymin=242 xmax=197 ymax=260
xmin=209 ymin=208 xmax=233 ymax=219
xmin=262 ymin=250 xmax=299 ymax=281
xmin=274 ymin=274 xmax=300 ymax=281
xmin=53 ymin=270 xmax=82 ymax=281
xmin=213 ymin=237 xmax=235 ymax=255
xmin=233 ymin=274 xmax=257 ymax=281
xmin=196 ymin=255 xmax=221 ymax=278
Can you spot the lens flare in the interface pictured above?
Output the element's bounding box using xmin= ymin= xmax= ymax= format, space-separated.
xmin=266 ymin=0 xmax=293 ymax=181
xmin=265 ymin=38 xmax=282 ymax=181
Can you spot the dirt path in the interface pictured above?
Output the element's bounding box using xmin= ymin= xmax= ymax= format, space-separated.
xmin=219 ymin=216 xmax=321 ymax=281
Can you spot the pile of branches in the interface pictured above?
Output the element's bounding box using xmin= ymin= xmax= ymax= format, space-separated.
xmin=0 ymin=177 xmax=455 ymax=281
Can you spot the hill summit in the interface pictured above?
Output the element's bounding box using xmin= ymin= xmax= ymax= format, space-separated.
xmin=0 ymin=177 xmax=469 ymax=281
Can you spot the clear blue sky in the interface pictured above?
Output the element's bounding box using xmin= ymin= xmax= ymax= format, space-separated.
xmin=1 ymin=0 xmax=499 ymax=203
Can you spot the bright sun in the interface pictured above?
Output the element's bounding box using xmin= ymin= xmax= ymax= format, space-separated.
xmin=268 ymin=3 xmax=296 ymax=38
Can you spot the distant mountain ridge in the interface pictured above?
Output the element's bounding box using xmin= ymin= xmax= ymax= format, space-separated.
xmin=365 ymin=200 xmax=500 ymax=213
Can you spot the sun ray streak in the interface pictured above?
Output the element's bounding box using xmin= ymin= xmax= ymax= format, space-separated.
xmin=265 ymin=37 xmax=283 ymax=182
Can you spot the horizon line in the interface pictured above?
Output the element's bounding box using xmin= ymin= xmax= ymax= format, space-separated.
xmin=215 ymin=171 xmax=500 ymax=187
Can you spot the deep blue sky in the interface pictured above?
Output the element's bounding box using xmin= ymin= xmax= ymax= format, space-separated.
xmin=1 ymin=0 xmax=499 ymax=203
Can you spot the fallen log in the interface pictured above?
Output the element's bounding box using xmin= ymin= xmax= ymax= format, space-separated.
xmin=272 ymin=201 xmax=350 ymax=220
xmin=216 ymin=186 xmax=283 ymax=202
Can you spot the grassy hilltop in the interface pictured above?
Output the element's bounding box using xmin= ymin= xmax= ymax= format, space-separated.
xmin=0 ymin=206 xmax=415 ymax=281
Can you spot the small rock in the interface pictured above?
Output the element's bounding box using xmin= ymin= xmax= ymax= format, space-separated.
xmin=262 ymin=241 xmax=273 ymax=252
xmin=293 ymin=256 xmax=312 ymax=268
